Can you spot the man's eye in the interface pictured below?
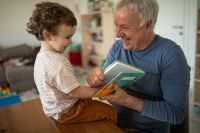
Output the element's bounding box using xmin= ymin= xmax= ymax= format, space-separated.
xmin=122 ymin=26 xmax=129 ymax=30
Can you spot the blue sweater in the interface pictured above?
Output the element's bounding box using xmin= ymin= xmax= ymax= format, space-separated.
xmin=103 ymin=35 xmax=190 ymax=133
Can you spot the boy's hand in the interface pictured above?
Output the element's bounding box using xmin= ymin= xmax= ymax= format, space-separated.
xmin=87 ymin=67 xmax=104 ymax=88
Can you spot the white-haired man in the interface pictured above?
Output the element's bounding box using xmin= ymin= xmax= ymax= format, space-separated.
xmin=87 ymin=0 xmax=190 ymax=133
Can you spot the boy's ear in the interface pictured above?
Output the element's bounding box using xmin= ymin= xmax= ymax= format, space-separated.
xmin=42 ymin=30 xmax=51 ymax=41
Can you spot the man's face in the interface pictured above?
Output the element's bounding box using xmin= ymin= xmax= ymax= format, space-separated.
xmin=114 ymin=7 xmax=149 ymax=51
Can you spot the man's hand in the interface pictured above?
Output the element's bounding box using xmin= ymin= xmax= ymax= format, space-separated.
xmin=101 ymin=86 xmax=144 ymax=112
xmin=101 ymin=86 xmax=129 ymax=105
xmin=87 ymin=67 xmax=104 ymax=88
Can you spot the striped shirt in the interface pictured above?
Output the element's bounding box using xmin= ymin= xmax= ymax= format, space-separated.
xmin=34 ymin=51 xmax=80 ymax=120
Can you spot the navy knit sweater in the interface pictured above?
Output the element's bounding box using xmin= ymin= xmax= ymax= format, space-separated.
xmin=103 ymin=35 xmax=191 ymax=133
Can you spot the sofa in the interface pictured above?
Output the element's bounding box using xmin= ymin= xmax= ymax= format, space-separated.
xmin=0 ymin=44 xmax=39 ymax=92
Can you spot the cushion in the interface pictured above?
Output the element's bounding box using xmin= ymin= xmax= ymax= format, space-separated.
xmin=0 ymin=65 xmax=6 ymax=84
xmin=0 ymin=44 xmax=33 ymax=61
xmin=3 ymin=62 xmax=34 ymax=83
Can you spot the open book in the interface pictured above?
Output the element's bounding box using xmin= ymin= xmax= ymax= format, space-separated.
xmin=94 ymin=60 xmax=145 ymax=97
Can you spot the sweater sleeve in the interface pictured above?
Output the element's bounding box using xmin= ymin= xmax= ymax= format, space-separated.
xmin=141 ymin=46 xmax=190 ymax=124
xmin=102 ymin=40 xmax=120 ymax=69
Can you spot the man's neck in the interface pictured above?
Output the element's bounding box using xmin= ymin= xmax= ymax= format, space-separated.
xmin=139 ymin=32 xmax=156 ymax=51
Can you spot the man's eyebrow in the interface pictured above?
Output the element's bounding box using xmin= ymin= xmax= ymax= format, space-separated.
xmin=119 ymin=24 xmax=130 ymax=28
xmin=114 ymin=23 xmax=128 ymax=27
xmin=121 ymin=24 xmax=128 ymax=27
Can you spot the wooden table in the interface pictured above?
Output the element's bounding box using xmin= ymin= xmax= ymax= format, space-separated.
xmin=0 ymin=98 xmax=125 ymax=133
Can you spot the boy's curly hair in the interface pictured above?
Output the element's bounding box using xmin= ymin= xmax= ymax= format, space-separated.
xmin=26 ymin=1 xmax=77 ymax=41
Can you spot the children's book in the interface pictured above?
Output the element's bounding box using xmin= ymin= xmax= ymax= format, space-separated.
xmin=94 ymin=60 xmax=145 ymax=97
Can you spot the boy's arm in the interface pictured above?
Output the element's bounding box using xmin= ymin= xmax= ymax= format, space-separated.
xmin=67 ymin=86 xmax=98 ymax=98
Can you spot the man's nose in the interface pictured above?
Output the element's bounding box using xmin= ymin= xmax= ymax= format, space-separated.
xmin=116 ymin=27 xmax=123 ymax=38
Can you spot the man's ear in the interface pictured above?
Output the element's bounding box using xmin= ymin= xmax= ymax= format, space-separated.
xmin=145 ymin=20 xmax=153 ymax=30
xmin=42 ymin=30 xmax=51 ymax=41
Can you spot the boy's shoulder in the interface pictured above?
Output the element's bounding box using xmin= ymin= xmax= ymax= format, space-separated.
xmin=37 ymin=51 xmax=65 ymax=59
xmin=36 ymin=52 xmax=68 ymax=66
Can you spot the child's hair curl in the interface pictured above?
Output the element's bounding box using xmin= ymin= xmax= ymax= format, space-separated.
xmin=27 ymin=1 xmax=77 ymax=40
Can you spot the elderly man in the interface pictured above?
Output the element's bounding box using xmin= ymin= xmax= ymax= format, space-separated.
xmin=87 ymin=0 xmax=190 ymax=133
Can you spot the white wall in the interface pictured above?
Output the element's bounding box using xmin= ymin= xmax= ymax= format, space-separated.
xmin=0 ymin=0 xmax=87 ymax=48
xmin=184 ymin=0 xmax=198 ymax=89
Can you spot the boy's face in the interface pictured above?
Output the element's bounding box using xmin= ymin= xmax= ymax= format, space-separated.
xmin=49 ymin=24 xmax=76 ymax=53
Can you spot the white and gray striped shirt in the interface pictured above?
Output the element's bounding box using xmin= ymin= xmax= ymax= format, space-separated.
xmin=34 ymin=51 xmax=80 ymax=120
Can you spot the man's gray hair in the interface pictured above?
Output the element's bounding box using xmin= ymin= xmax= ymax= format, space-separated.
xmin=115 ymin=0 xmax=159 ymax=28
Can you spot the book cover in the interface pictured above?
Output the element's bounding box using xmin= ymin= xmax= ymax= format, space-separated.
xmin=101 ymin=60 xmax=145 ymax=86
xmin=94 ymin=60 xmax=145 ymax=97
xmin=94 ymin=82 xmax=118 ymax=97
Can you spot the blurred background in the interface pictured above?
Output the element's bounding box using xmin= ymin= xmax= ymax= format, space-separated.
xmin=0 ymin=0 xmax=199 ymax=132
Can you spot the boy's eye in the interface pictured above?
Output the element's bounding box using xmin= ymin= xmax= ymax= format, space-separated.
xmin=65 ymin=36 xmax=71 ymax=40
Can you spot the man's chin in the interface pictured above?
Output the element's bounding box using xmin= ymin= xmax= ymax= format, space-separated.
xmin=123 ymin=43 xmax=132 ymax=50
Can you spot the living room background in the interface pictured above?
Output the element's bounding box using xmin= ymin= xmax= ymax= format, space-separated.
xmin=0 ymin=0 xmax=198 ymax=90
